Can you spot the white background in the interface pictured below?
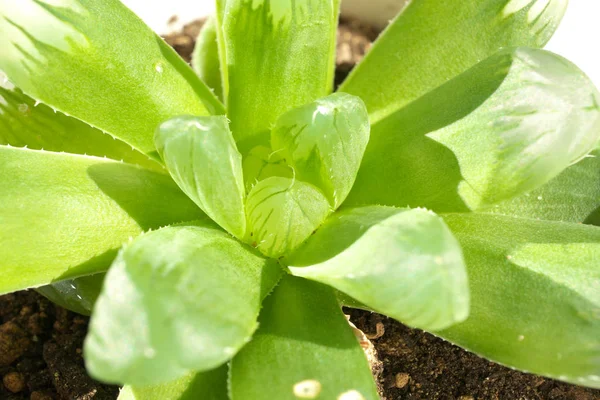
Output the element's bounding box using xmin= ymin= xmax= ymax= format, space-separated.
xmin=121 ymin=0 xmax=600 ymax=87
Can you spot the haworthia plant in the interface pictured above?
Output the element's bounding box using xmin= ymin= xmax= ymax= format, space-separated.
xmin=0 ymin=0 xmax=599 ymax=398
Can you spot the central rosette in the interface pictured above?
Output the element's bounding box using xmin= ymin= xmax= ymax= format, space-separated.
xmin=155 ymin=92 xmax=370 ymax=258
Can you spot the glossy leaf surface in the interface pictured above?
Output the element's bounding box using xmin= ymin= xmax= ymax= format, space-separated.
xmin=271 ymin=93 xmax=370 ymax=208
xmin=230 ymin=276 xmax=379 ymax=400
xmin=0 ymin=146 xmax=203 ymax=295
xmin=155 ymin=116 xmax=246 ymax=238
xmin=346 ymin=48 xmax=600 ymax=212
xmin=85 ymin=224 xmax=281 ymax=386
xmin=289 ymin=206 xmax=469 ymax=331
xmin=242 ymin=145 xmax=293 ymax=192
xmin=428 ymin=48 xmax=600 ymax=209
xmin=37 ymin=273 xmax=105 ymax=316
xmin=246 ymin=177 xmax=331 ymax=258
xmin=218 ymin=0 xmax=339 ymax=152
xmin=440 ymin=213 xmax=600 ymax=388
xmin=341 ymin=0 xmax=567 ymax=123
xmin=0 ymin=0 xmax=223 ymax=155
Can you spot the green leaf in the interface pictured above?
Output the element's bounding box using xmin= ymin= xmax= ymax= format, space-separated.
xmin=439 ymin=213 xmax=600 ymax=388
xmin=192 ymin=17 xmax=223 ymax=102
xmin=36 ymin=273 xmax=104 ymax=316
xmin=271 ymin=93 xmax=370 ymax=208
xmin=242 ymin=145 xmax=293 ymax=192
xmin=246 ymin=177 xmax=331 ymax=258
xmin=155 ymin=116 xmax=246 ymax=238
xmin=0 ymin=0 xmax=224 ymax=155
xmin=490 ymin=148 xmax=600 ymax=223
xmin=0 ymin=146 xmax=204 ymax=295
xmin=340 ymin=0 xmax=567 ymax=123
xmin=288 ymin=206 xmax=469 ymax=331
xmin=230 ymin=275 xmax=379 ymax=400
xmin=84 ymin=224 xmax=282 ymax=386
xmin=217 ymin=0 xmax=339 ymax=153
xmin=427 ymin=48 xmax=600 ymax=209
xmin=346 ymin=48 xmax=600 ymax=212
xmin=118 ymin=365 xmax=228 ymax=400
xmin=0 ymin=85 xmax=161 ymax=170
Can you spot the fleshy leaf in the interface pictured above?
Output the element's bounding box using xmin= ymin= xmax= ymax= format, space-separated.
xmin=230 ymin=275 xmax=379 ymax=400
xmin=192 ymin=17 xmax=223 ymax=102
xmin=0 ymin=146 xmax=204 ymax=295
xmin=440 ymin=213 xmax=600 ymax=388
xmin=427 ymin=48 xmax=600 ymax=209
xmin=242 ymin=145 xmax=293 ymax=192
xmin=118 ymin=366 xmax=228 ymax=400
xmin=217 ymin=0 xmax=339 ymax=152
xmin=245 ymin=177 xmax=331 ymax=258
xmin=288 ymin=206 xmax=469 ymax=331
xmin=155 ymin=116 xmax=246 ymax=239
xmin=340 ymin=0 xmax=567 ymax=123
xmin=271 ymin=93 xmax=370 ymax=208
xmin=0 ymin=84 xmax=160 ymax=170
xmin=36 ymin=273 xmax=104 ymax=316
xmin=85 ymin=224 xmax=282 ymax=386
xmin=491 ymin=148 xmax=600 ymax=223
xmin=346 ymin=48 xmax=600 ymax=211
xmin=0 ymin=0 xmax=224 ymax=155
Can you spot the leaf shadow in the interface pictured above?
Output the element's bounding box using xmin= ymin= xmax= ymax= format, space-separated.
xmin=86 ymin=163 xmax=205 ymax=231
xmin=347 ymin=51 xmax=514 ymax=213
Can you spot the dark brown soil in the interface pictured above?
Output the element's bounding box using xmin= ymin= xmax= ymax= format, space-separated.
xmin=348 ymin=310 xmax=600 ymax=400
xmin=0 ymin=291 xmax=118 ymax=400
xmin=2 ymin=17 xmax=599 ymax=400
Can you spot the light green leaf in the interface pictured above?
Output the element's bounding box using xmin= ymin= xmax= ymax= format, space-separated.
xmin=427 ymin=48 xmax=600 ymax=209
xmin=0 ymin=146 xmax=204 ymax=295
xmin=0 ymin=0 xmax=224 ymax=155
xmin=346 ymin=48 xmax=600 ymax=212
xmin=288 ymin=206 xmax=469 ymax=331
xmin=271 ymin=93 xmax=370 ymax=208
xmin=340 ymin=0 xmax=567 ymax=123
xmin=0 ymin=85 xmax=161 ymax=170
xmin=192 ymin=17 xmax=223 ymax=102
xmin=230 ymin=275 xmax=379 ymax=400
xmin=246 ymin=177 xmax=331 ymax=258
xmin=490 ymin=149 xmax=600 ymax=223
xmin=155 ymin=116 xmax=246 ymax=238
xmin=440 ymin=213 xmax=600 ymax=388
xmin=118 ymin=365 xmax=228 ymax=400
xmin=84 ymin=224 xmax=282 ymax=386
xmin=218 ymin=0 xmax=339 ymax=153
xmin=242 ymin=145 xmax=293 ymax=192
xmin=36 ymin=273 xmax=104 ymax=316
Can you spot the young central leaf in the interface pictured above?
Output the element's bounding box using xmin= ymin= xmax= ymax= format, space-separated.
xmin=155 ymin=116 xmax=246 ymax=239
xmin=242 ymin=146 xmax=293 ymax=192
xmin=271 ymin=93 xmax=370 ymax=209
xmin=245 ymin=177 xmax=331 ymax=258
